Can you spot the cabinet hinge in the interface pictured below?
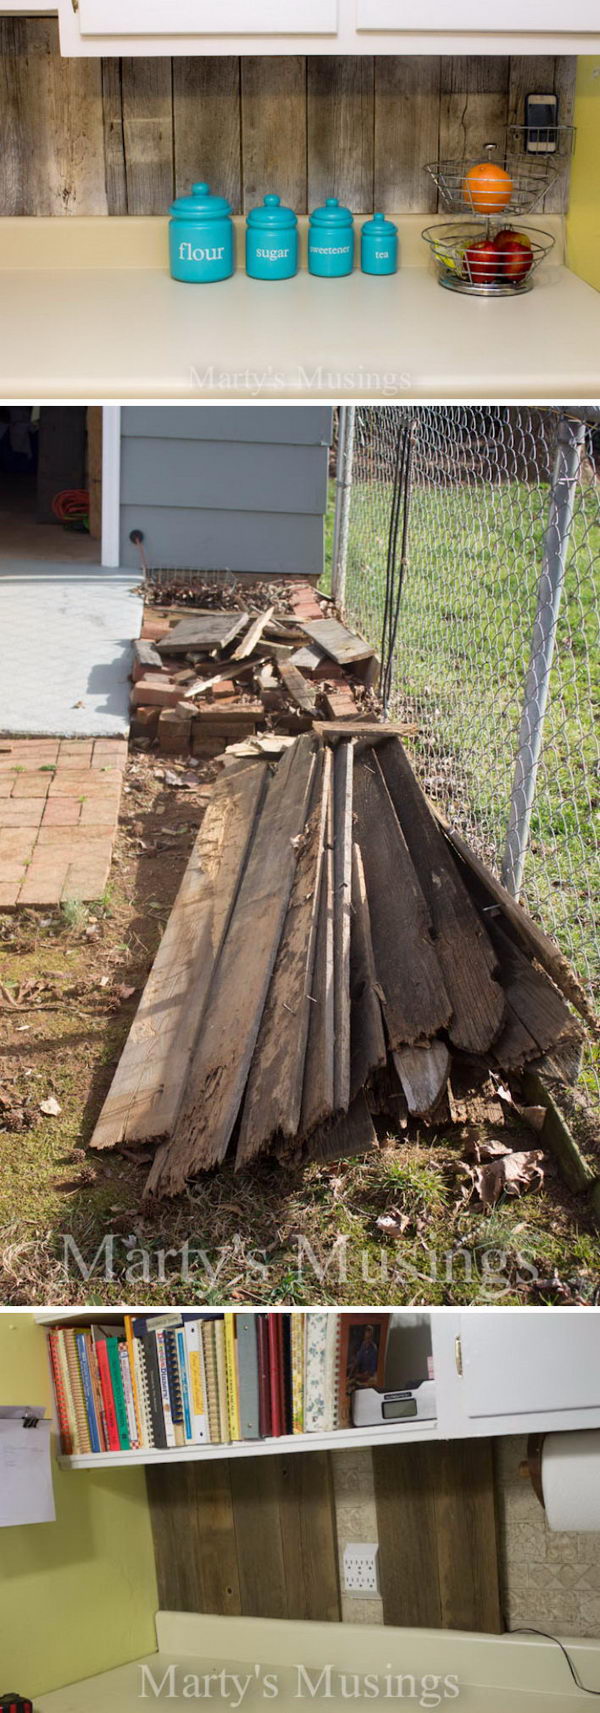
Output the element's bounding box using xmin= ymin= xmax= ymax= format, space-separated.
xmin=455 ymin=1335 xmax=463 ymax=1376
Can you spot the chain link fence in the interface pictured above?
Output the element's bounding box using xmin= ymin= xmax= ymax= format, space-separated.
xmin=332 ymin=405 xmax=600 ymax=1104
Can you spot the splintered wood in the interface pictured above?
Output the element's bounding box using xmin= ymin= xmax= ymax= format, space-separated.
xmin=90 ymin=731 xmax=586 ymax=1196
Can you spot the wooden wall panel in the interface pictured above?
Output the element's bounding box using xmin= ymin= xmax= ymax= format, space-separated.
xmin=373 ymin=1438 xmax=503 ymax=1634
xmin=308 ymin=58 xmax=375 ymax=212
xmin=174 ymin=59 xmax=242 ymax=210
xmin=0 ymin=25 xmax=576 ymax=220
xmin=241 ymin=58 xmax=306 ymax=212
xmin=147 ymin=1450 xmax=341 ymax=1622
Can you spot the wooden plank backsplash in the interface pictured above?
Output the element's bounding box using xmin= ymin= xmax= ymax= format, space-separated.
xmin=0 ymin=21 xmax=575 ymax=217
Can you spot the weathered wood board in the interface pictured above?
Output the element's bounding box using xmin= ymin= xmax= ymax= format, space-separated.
xmin=300 ymin=766 xmax=336 ymax=1138
xmin=300 ymin=618 xmax=374 ymax=667
xmin=333 ymin=741 xmax=353 ymax=1113
xmin=353 ymin=752 xmax=451 ymax=1048
xmin=145 ymin=736 xmax=316 ymax=1193
xmin=307 ymin=1092 xmax=378 ymax=1163
xmin=393 ymin=1040 xmax=450 ymax=1117
xmin=491 ymin=924 xmax=581 ymax=1070
xmin=349 ymin=842 xmax=387 ymax=1101
xmin=158 ymin=613 xmax=249 ymax=655
xmin=277 ymin=659 xmax=318 ymax=714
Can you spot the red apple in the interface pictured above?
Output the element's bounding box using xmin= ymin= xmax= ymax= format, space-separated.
xmin=494 ymin=227 xmax=534 ymax=283
xmin=463 ymin=238 xmax=499 ymax=285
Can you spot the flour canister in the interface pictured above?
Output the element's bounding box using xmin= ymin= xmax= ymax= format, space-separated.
xmin=308 ymin=197 xmax=354 ymax=277
xmin=246 ymin=194 xmax=298 ymax=280
xmin=361 ymin=211 xmax=398 ymax=275
xmin=169 ymin=181 xmax=234 ymax=283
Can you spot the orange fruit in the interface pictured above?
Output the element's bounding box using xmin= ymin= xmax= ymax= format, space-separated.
xmin=462 ymin=161 xmax=513 ymax=215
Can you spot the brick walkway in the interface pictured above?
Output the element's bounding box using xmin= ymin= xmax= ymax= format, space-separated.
xmin=0 ymin=737 xmax=127 ymax=907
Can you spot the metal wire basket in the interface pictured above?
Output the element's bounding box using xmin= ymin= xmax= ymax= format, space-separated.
xmin=507 ymin=121 xmax=576 ymax=161
xmin=421 ymin=220 xmax=555 ymax=297
xmin=425 ymin=141 xmax=558 ymax=218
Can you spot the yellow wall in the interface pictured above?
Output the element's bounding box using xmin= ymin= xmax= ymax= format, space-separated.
xmin=0 ymin=1314 xmax=158 ymax=1697
xmin=567 ymin=57 xmax=600 ymax=292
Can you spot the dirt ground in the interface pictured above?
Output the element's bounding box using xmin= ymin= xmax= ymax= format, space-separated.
xmin=1 ymin=749 xmax=599 ymax=1309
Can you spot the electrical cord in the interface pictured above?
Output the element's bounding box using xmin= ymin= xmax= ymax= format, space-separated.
xmin=511 ymin=1628 xmax=600 ymax=1696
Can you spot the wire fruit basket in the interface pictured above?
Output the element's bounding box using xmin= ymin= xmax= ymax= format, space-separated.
xmin=425 ymin=141 xmax=558 ymax=218
xmin=422 ymin=220 xmax=555 ymax=297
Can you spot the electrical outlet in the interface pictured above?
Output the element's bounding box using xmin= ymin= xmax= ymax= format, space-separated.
xmin=343 ymin=1542 xmax=379 ymax=1595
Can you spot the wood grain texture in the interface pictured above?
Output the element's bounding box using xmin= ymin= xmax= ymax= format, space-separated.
xmin=241 ymin=57 xmax=306 ymax=212
xmin=508 ymin=55 xmax=576 ymax=213
xmin=378 ymin=738 xmax=505 ymax=1054
xmin=300 ymin=767 xmax=336 ymax=1137
xmin=92 ymin=760 xmax=266 ymax=1152
xmin=0 ymin=19 xmax=107 ymax=216
xmin=147 ymin=1460 xmax=242 ymax=1616
xmin=307 ymin=1090 xmax=377 ymax=1162
xmin=121 ymin=57 xmax=174 ymax=214
xmin=307 ymin=57 xmax=374 ymax=213
xmin=349 ymin=842 xmax=386 ymax=1101
xmin=101 ymin=60 xmax=127 ymax=216
xmin=353 ymin=752 xmax=451 ymax=1049
xmin=333 ymin=741 xmax=353 ymax=1112
xmin=373 ymin=1439 xmax=502 ymax=1633
xmin=174 ymin=58 xmax=242 ymax=211
xmin=375 ymin=58 xmax=441 ymax=214
xmin=491 ymin=923 xmax=580 ymax=1069
xmin=439 ymin=56 xmax=510 ymax=187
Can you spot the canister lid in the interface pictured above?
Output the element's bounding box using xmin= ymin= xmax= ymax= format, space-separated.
xmin=309 ymin=196 xmax=354 ymax=228
xmin=169 ymin=181 xmax=232 ymax=218
xmin=247 ymin=193 xmax=298 ymax=228
xmin=362 ymin=211 xmax=398 ymax=236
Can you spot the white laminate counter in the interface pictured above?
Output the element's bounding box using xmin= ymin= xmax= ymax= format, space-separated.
xmin=34 ymin=1612 xmax=600 ymax=1713
xmin=0 ymin=218 xmax=598 ymax=401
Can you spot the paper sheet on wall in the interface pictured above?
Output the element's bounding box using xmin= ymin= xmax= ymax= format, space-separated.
xmin=0 ymin=1415 xmax=55 ymax=1527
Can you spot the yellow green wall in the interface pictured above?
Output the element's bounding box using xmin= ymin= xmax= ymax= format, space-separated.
xmin=0 ymin=1314 xmax=158 ymax=1697
xmin=567 ymin=57 xmax=600 ymax=292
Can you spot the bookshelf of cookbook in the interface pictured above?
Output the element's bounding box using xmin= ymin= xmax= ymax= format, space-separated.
xmin=36 ymin=1308 xmax=600 ymax=1468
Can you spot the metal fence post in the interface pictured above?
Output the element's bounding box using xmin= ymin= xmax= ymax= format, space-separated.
xmin=331 ymin=405 xmax=356 ymax=614
xmin=501 ymin=412 xmax=587 ymax=898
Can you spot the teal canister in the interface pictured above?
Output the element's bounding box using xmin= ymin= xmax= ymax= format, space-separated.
xmin=169 ymin=181 xmax=234 ymax=283
xmin=361 ymin=211 xmax=398 ymax=275
xmin=308 ymin=197 xmax=354 ymax=277
xmin=246 ymin=194 xmax=298 ymax=280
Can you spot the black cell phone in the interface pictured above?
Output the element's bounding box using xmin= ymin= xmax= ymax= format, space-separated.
xmin=525 ymin=94 xmax=559 ymax=153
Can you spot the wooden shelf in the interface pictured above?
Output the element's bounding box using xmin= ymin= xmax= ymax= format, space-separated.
xmin=58 ymin=1419 xmax=440 ymax=1468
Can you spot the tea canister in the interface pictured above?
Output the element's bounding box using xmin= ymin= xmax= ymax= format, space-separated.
xmin=308 ymin=197 xmax=354 ymax=277
xmin=169 ymin=181 xmax=234 ymax=284
xmin=246 ymin=194 xmax=298 ymax=280
xmin=361 ymin=211 xmax=398 ymax=275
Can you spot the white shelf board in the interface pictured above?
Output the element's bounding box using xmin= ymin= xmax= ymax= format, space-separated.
xmin=59 ymin=1419 xmax=440 ymax=1468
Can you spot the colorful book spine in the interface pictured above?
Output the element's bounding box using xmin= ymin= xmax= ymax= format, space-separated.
xmin=176 ymin=1327 xmax=193 ymax=1444
xmin=256 ymin=1314 xmax=271 ymax=1439
xmin=132 ymin=1336 xmax=154 ymax=1449
xmin=163 ymin=1327 xmax=185 ymax=1448
xmin=94 ymin=1336 xmax=121 ymax=1451
xmin=291 ymin=1314 xmax=305 ymax=1434
xmin=85 ymin=1332 xmax=108 ymax=1452
xmin=106 ymin=1337 xmax=131 ymax=1450
xmin=304 ymin=1312 xmax=330 ymax=1433
xmin=63 ymin=1329 xmax=92 ymax=1454
xmin=268 ymin=1314 xmax=283 ymax=1437
xmin=48 ymin=1330 xmax=73 ymax=1455
xmin=214 ymin=1320 xmax=231 ymax=1445
xmin=155 ymin=1329 xmax=176 ymax=1448
xmin=224 ymin=1314 xmax=241 ymax=1442
xmin=119 ymin=1343 xmax=140 ymax=1450
xmin=183 ymin=1319 xmax=208 ymax=1445
xmin=201 ymin=1322 xmax=220 ymax=1443
xmin=75 ymin=1331 xmax=101 ymax=1454
xmin=124 ymin=1315 xmax=145 ymax=1448
xmin=236 ymin=1315 xmax=260 ymax=1441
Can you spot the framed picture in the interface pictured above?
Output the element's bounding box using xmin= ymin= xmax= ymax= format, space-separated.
xmin=338 ymin=1313 xmax=390 ymax=1427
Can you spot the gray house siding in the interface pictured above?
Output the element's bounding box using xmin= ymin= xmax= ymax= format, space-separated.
xmin=119 ymin=407 xmax=332 ymax=576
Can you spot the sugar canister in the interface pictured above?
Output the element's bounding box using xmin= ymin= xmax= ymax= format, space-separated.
xmin=308 ymin=198 xmax=354 ymax=277
xmin=361 ymin=211 xmax=398 ymax=275
xmin=246 ymin=195 xmax=298 ymax=280
xmin=169 ymin=181 xmax=234 ymax=283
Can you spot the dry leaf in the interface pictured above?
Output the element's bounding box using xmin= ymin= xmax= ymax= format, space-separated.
xmin=520 ymin=1105 xmax=547 ymax=1134
xmin=39 ymin=1095 xmax=62 ymax=1117
xmin=376 ymin=1208 xmax=410 ymax=1237
xmin=463 ymin=1137 xmax=512 ymax=1164
xmin=468 ymin=1149 xmax=546 ymax=1213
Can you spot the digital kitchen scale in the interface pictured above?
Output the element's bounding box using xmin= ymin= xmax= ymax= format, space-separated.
xmin=351 ymin=1379 xmax=437 ymax=1427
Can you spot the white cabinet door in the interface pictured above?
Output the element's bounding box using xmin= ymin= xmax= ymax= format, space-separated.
xmin=357 ymin=0 xmax=598 ymax=26
xmin=75 ymin=0 xmax=337 ymax=34
xmin=459 ymin=1312 xmax=600 ymax=1420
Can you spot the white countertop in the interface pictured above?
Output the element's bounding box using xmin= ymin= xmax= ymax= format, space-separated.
xmin=0 ymin=237 xmax=598 ymax=400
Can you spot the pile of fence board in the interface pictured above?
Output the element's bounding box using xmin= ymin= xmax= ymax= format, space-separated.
xmin=90 ymin=730 xmax=588 ymax=1199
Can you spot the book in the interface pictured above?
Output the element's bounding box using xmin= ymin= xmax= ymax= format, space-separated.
xmin=75 ymin=1331 xmax=101 ymax=1454
xmin=224 ymin=1313 xmax=241 ymax=1442
xmin=94 ymin=1333 xmax=121 ymax=1452
xmin=176 ymin=1327 xmax=193 ymax=1444
xmin=201 ymin=1321 xmax=220 ymax=1443
xmin=214 ymin=1320 xmax=231 ymax=1445
xmin=182 ymin=1317 xmax=208 ymax=1444
xmin=304 ymin=1312 xmax=332 ymax=1433
xmin=133 ymin=1321 xmax=167 ymax=1450
xmin=48 ymin=1330 xmax=73 ymax=1455
xmin=105 ymin=1336 xmax=131 ymax=1450
xmin=119 ymin=1342 xmax=140 ymax=1450
xmin=63 ymin=1328 xmax=92 ymax=1454
xmin=236 ymin=1315 xmax=260 ymax=1440
xmin=124 ymin=1314 xmax=145 ymax=1449
xmin=291 ymin=1314 xmax=305 ymax=1435
xmin=85 ymin=1331 xmax=109 ymax=1452
xmin=256 ymin=1314 xmax=271 ymax=1439
xmin=336 ymin=1314 xmax=390 ymax=1428
xmin=154 ymin=1329 xmax=176 ymax=1449
xmin=282 ymin=1315 xmax=293 ymax=1435
xmin=132 ymin=1334 xmax=155 ymax=1449
xmin=268 ymin=1313 xmax=282 ymax=1437
xmin=163 ymin=1326 xmax=186 ymax=1448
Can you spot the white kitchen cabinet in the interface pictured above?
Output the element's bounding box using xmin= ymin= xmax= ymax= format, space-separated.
xmin=356 ymin=0 xmax=599 ymax=29
xmin=52 ymin=0 xmax=600 ymax=53
xmin=432 ymin=1311 xmax=600 ymax=1441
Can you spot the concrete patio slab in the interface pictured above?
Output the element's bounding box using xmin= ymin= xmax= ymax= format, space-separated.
xmin=0 ymin=562 xmax=143 ymax=737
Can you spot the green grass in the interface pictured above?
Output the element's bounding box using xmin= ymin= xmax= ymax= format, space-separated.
xmin=337 ymin=472 xmax=600 ymax=1100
